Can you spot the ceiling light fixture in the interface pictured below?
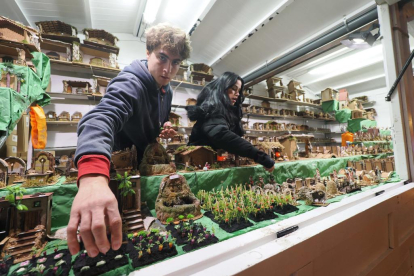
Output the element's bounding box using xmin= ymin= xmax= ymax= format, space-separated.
xmin=143 ymin=0 xmax=161 ymax=25
xmin=341 ymin=23 xmax=380 ymax=49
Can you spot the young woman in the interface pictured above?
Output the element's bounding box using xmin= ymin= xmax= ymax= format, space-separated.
xmin=186 ymin=72 xmax=275 ymax=172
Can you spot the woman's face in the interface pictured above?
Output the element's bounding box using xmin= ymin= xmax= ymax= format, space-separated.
xmin=227 ymin=79 xmax=242 ymax=105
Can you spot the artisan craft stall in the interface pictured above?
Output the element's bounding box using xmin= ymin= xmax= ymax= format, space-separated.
xmin=1 ymin=0 xmax=414 ymax=276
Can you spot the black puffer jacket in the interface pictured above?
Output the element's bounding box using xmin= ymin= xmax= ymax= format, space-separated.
xmin=186 ymin=106 xmax=274 ymax=168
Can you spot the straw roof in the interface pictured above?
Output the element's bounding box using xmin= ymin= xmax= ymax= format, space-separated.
xmin=173 ymin=146 xmax=216 ymax=156
xmin=0 ymin=16 xmax=38 ymax=36
xmin=36 ymin=20 xmax=76 ymax=36
xmin=83 ymin=28 xmax=118 ymax=45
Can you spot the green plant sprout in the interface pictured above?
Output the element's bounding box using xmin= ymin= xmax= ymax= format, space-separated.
xmin=116 ymin=172 xmax=135 ymax=197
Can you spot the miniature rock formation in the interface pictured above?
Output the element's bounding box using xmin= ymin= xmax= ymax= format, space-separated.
xmin=315 ymin=182 xmax=326 ymax=192
xmin=155 ymin=174 xmax=202 ymax=223
xmin=139 ymin=143 xmax=176 ymax=176
xmin=326 ymin=180 xmax=339 ymax=196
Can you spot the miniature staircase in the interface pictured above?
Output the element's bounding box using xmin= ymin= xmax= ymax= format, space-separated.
xmin=6 ymin=229 xmax=43 ymax=261
xmin=122 ymin=209 xmax=144 ymax=233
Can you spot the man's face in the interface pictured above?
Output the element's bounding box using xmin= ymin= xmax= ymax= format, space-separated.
xmin=147 ymin=46 xmax=182 ymax=88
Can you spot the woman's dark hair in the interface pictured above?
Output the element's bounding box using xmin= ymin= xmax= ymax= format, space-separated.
xmin=196 ymin=71 xmax=245 ymax=123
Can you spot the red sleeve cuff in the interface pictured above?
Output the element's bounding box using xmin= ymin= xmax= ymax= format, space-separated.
xmin=77 ymin=155 xmax=110 ymax=187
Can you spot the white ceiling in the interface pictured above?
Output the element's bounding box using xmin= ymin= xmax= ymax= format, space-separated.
xmin=0 ymin=0 xmax=387 ymax=95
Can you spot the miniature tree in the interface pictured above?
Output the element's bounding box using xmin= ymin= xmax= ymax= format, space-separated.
xmin=4 ymin=186 xmax=27 ymax=233
xmin=116 ymin=172 xmax=135 ymax=212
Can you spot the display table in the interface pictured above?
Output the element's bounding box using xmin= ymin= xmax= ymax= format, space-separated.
xmin=0 ymin=153 xmax=394 ymax=232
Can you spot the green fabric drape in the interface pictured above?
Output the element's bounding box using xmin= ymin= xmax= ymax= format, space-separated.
xmin=322 ymin=100 xmax=339 ymax=113
xmin=347 ymin=119 xmax=377 ymax=133
xmin=31 ymin=52 xmax=51 ymax=91
xmin=335 ymin=109 xmax=352 ymax=123
xmin=0 ymin=54 xmax=51 ymax=134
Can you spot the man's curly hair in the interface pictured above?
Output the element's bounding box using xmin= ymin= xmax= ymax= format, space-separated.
xmin=146 ymin=23 xmax=191 ymax=60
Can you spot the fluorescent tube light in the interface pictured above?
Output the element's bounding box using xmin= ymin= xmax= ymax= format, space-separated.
xmin=143 ymin=0 xmax=161 ymax=24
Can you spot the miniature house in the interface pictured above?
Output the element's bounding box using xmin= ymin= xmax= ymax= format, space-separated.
xmin=0 ymin=158 xmax=8 ymax=187
xmin=289 ymin=89 xmax=305 ymax=102
xmin=111 ymin=146 xmax=137 ymax=174
xmin=261 ymin=100 xmax=271 ymax=109
xmin=59 ymin=155 xmax=69 ymax=168
xmin=0 ymin=44 xmax=34 ymax=67
xmin=186 ymin=98 xmax=197 ymax=106
xmin=351 ymin=110 xmax=365 ymax=119
xmin=189 ymin=63 xmax=214 ymax=84
xmin=257 ymin=142 xmax=285 ymax=160
xmin=31 ymin=152 xmax=54 ymax=174
xmin=253 ymin=122 xmax=264 ymax=130
xmin=245 ymin=136 xmax=258 ymax=145
xmin=82 ymin=29 xmax=119 ymax=69
xmin=93 ymin=75 xmax=111 ymax=96
xmin=40 ymin=38 xmax=72 ymax=62
xmin=46 ymin=111 xmax=57 ymax=121
xmin=175 ymin=61 xmax=189 ymax=81
xmin=279 ymin=135 xmax=298 ymax=160
xmin=0 ymin=192 xmax=53 ymax=262
xmin=36 ymin=20 xmax=79 ymax=44
xmin=242 ymin=121 xmax=249 ymax=130
xmin=321 ymin=88 xmax=339 ymax=102
xmin=139 ymin=143 xmax=176 ymax=176
xmin=169 ymin=112 xmax=182 ymax=126
xmin=65 ymin=152 xmax=78 ymax=178
xmin=171 ymin=133 xmax=184 ymax=144
xmin=244 ymin=87 xmax=253 ymax=97
xmin=5 ymin=157 xmax=26 ymax=183
xmin=71 ymin=111 xmax=83 ymax=122
xmin=0 ymin=16 xmax=40 ymax=52
xmin=174 ymin=146 xmax=216 ymax=168
xmin=266 ymin=76 xmax=285 ymax=98
xmin=288 ymin=80 xmax=305 ymax=93
xmin=63 ymin=80 xmax=92 ymax=94
xmin=266 ymin=76 xmax=284 ymax=88
xmin=57 ymin=111 xmax=70 ymax=121
xmin=348 ymin=99 xmax=359 ymax=110
xmin=338 ymin=89 xmax=349 ymax=109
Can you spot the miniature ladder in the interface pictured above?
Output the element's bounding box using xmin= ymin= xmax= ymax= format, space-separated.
xmin=122 ymin=209 xmax=144 ymax=233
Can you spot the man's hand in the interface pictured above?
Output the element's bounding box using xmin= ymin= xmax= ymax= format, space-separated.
xmin=67 ymin=175 xmax=122 ymax=257
xmin=264 ymin=165 xmax=275 ymax=173
xmin=159 ymin=121 xmax=177 ymax=139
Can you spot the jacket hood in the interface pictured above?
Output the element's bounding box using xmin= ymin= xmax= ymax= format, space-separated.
xmin=185 ymin=105 xmax=206 ymax=121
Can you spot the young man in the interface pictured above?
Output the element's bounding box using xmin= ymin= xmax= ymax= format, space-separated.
xmin=67 ymin=23 xmax=192 ymax=257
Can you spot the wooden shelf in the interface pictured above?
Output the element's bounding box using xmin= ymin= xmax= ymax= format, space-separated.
xmin=243 ymin=113 xmax=335 ymax=122
xmin=170 ymin=80 xmax=205 ymax=90
xmin=50 ymin=59 xmax=120 ymax=79
xmin=245 ymin=94 xmax=287 ymax=103
xmin=245 ymin=94 xmax=322 ymax=109
xmin=245 ymin=129 xmax=333 ymax=134
xmin=34 ymin=146 xmax=77 ymax=151
xmin=46 ymin=121 xmax=79 ymax=125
